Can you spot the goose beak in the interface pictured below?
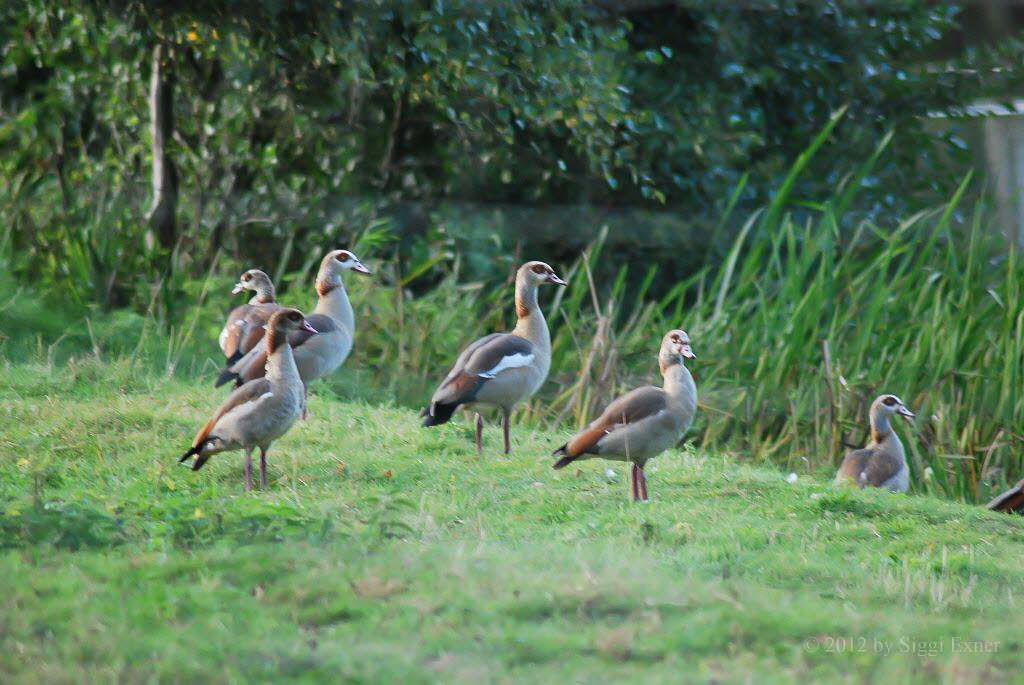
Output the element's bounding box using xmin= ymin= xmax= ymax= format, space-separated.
xmin=231 ymin=283 xmax=245 ymax=295
xmin=301 ymin=320 xmax=318 ymax=334
xmin=680 ymin=344 xmax=696 ymax=360
xmin=352 ymin=261 xmax=372 ymax=275
xmin=548 ymin=273 xmax=568 ymax=286
xmin=898 ymin=405 xmax=915 ymax=420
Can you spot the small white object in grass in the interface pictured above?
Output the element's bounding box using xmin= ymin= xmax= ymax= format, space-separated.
xmin=605 ymin=468 xmax=618 ymax=483
xmin=786 ymin=472 xmax=798 ymax=485
xmin=531 ymin=481 xmax=544 ymax=488
xmin=810 ymin=492 xmax=823 ymax=500
xmin=924 ymin=467 xmax=933 ymax=482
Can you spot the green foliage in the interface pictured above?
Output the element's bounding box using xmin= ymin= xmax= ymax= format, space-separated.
xmin=4 ymin=1 xmax=1024 ymax=316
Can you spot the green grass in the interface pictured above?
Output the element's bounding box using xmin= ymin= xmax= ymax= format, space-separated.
xmin=2 ymin=358 xmax=1024 ymax=683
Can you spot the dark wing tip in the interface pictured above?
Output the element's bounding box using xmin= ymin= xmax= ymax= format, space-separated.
xmin=552 ymin=449 xmax=576 ymax=470
xmin=215 ymin=369 xmax=239 ymax=388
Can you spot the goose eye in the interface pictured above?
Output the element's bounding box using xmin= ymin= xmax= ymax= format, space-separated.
xmin=531 ymin=264 xmax=546 ymax=274
xmin=242 ymin=273 xmax=251 ymax=281
xmin=882 ymin=396 xmax=897 ymax=407
xmin=336 ymin=252 xmax=350 ymax=263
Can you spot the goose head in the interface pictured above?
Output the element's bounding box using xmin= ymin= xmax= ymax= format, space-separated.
xmin=316 ymin=249 xmax=371 ymax=294
xmin=268 ymin=308 xmax=318 ymax=336
xmin=660 ymin=329 xmax=696 ymax=369
xmin=520 ymin=261 xmax=567 ymax=287
xmin=231 ymin=269 xmax=274 ymax=297
xmin=323 ymin=249 xmax=371 ymax=277
xmin=873 ymin=394 xmax=915 ymax=421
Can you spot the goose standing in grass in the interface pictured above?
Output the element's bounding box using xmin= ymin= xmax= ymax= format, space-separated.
xmin=551 ymin=330 xmax=697 ymax=502
xmin=181 ymin=308 xmax=316 ymax=491
xmin=219 ymin=269 xmax=279 ymax=364
xmin=216 ymin=249 xmax=371 ymax=415
xmin=835 ymin=394 xmax=915 ymax=493
xmin=422 ymin=261 xmax=567 ymax=454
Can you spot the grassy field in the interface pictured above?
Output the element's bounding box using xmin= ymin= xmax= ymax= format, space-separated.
xmin=2 ymin=358 xmax=1023 ymax=683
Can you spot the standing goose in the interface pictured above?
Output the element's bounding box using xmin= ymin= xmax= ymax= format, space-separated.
xmin=835 ymin=394 xmax=915 ymax=493
xmin=219 ymin=269 xmax=280 ymax=364
xmin=216 ymin=250 xmax=371 ymax=413
xmin=552 ymin=330 xmax=697 ymax=502
xmin=422 ymin=261 xmax=567 ymax=454
xmin=180 ymin=308 xmax=316 ymax=491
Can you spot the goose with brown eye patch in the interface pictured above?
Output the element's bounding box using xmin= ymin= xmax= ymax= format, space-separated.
xmin=182 ymin=308 xmax=317 ymax=492
xmin=421 ymin=260 xmax=567 ymax=455
xmin=219 ymin=269 xmax=280 ymax=365
xmin=835 ymin=393 xmax=915 ymax=493
xmin=216 ymin=249 xmax=373 ymax=420
xmin=551 ymin=329 xmax=698 ymax=502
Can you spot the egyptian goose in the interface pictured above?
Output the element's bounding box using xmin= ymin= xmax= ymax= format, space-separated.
xmin=422 ymin=261 xmax=567 ymax=454
xmin=835 ymin=394 xmax=915 ymax=493
xmin=987 ymin=480 xmax=1024 ymax=513
xmin=552 ymin=329 xmax=697 ymax=502
xmin=180 ymin=308 xmax=316 ymax=491
xmin=216 ymin=250 xmax=371 ymax=413
xmin=218 ymin=269 xmax=280 ymax=364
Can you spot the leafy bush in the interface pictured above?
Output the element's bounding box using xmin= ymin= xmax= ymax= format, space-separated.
xmin=4 ymin=1 xmax=1024 ymax=314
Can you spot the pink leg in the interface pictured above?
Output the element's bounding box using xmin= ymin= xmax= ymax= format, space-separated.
xmin=301 ymin=383 xmax=308 ymax=420
xmin=631 ymin=463 xmax=640 ymax=501
xmin=638 ymin=465 xmax=649 ymax=502
xmin=475 ymin=412 xmax=483 ymax=456
xmin=259 ymin=448 xmax=268 ymax=489
xmin=244 ymin=448 xmax=254 ymax=492
xmin=502 ymin=410 xmax=511 ymax=455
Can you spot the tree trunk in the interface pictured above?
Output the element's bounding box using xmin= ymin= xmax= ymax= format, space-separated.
xmin=145 ymin=43 xmax=178 ymax=253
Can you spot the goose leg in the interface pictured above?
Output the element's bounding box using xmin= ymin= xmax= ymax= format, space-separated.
xmin=259 ymin=447 xmax=268 ymax=489
xmin=631 ymin=463 xmax=640 ymax=501
xmin=301 ymin=383 xmax=308 ymax=420
xmin=638 ymin=465 xmax=649 ymax=502
xmin=475 ymin=412 xmax=483 ymax=455
xmin=244 ymin=448 xmax=254 ymax=492
xmin=502 ymin=409 xmax=511 ymax=455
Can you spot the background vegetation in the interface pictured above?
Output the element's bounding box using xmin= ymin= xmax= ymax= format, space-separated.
xmin=4 ymin=1 xmax=1024 ymax=505
xmin=5 ymin=0 xmax=1024 ymax=304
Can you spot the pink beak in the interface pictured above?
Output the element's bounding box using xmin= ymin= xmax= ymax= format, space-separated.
xmin=898 ymin=405 xmax=915 ymax=420
xmin=352 ymin=261 xmax=372 ymax=275
xmin=548 ymin=273 xmax=568 ymax=286
xmin=680 ymin=344 xmax=696 ymax=360
xmin=231 ymin=283 xmax=245 ymax=295
xmin=302 ymin=320 xmax=318 ymax=334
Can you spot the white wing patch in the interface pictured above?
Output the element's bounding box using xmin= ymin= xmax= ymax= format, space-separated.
xmin=258 ymin=392 xmax=274 ymax=400
xmin=478 ymin=352 xmax=534 ymax=379
xmin=218 ymin=327 xmax=228 ymax=348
